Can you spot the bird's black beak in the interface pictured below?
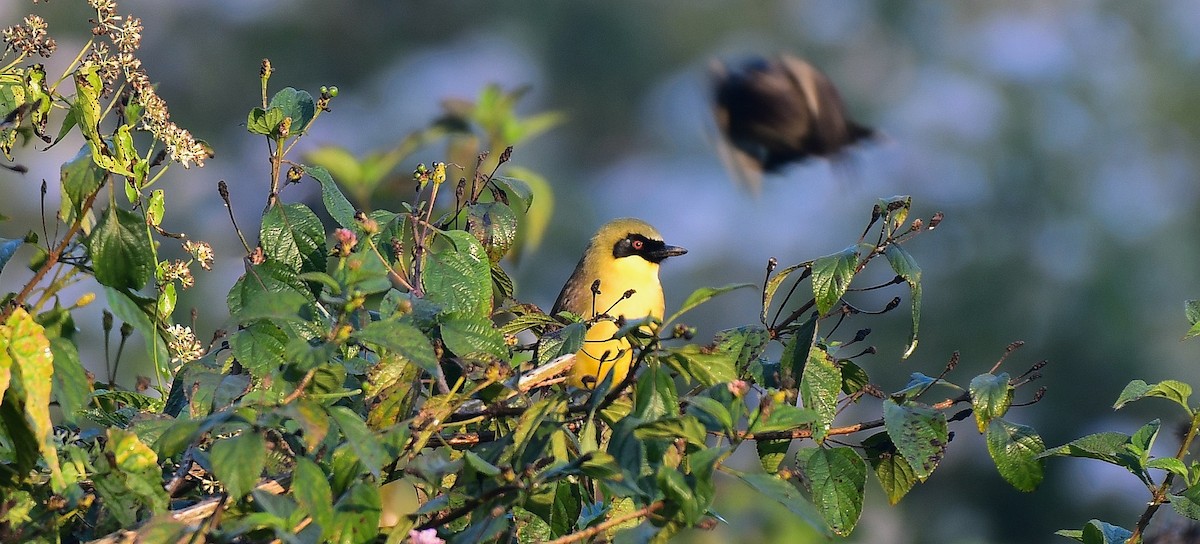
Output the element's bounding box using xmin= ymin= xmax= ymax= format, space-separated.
xmin=647 ymin=244 xmax=687 ymax=262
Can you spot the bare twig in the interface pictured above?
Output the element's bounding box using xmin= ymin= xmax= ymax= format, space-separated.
xmin=544 ymin=501 xmax=664 ymax=544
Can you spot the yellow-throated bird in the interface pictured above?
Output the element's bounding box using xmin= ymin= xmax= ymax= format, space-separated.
xmin=551 ymin=218 xmax=687 ymax=389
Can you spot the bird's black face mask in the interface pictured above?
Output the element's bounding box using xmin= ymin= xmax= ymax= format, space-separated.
xmin=613 ymin=233 xmax=688 ymax=264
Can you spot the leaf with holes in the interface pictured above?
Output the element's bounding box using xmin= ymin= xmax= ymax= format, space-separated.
xmin=801 ymin=345 xmax=841 ymax=441
xmin=883 ymin=399 xmax=948 ymax=482
xmin=804 ymin=446 xmax=866 ymax=536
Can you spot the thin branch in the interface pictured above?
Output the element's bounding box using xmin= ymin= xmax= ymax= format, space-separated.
xmin=544 ymin=501 xmax=664 ymax=544
xmin=1127 ymin=410 xmax=1200 ymax=543
xmin=1 ymin=184 xmax=102 ymax=321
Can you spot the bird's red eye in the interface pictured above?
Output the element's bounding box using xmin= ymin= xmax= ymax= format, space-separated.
xmin=631 ymin=239 xmax=644 ymax=251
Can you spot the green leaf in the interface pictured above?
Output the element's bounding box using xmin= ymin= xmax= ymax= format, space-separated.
xmin=296 ymin=458 xmax=336 ymax=533
xmin=726 ymin=469 xmax=830 ymax=537
xmin=1147 ymin=457 xmax=1188 ymax=478
xmin=534 ymin=322 xmax=584 ymax=366
xmin=969 ymin=372 xmax=1012 ymax=433
xmin=503 ymin=398 xmax=566 ymax=470
xmin=1113 ymin=379 xmax=1192 ymax=412
xmin=422 ymin=229 xmax=492 ymax=316
xmin=464 ymin=450 xmax=502 ymax=478
xmin=338 ymin=249 xmax=392 ymax=296
xmin=355 ymin=320 xmax=438 ymax=374
xmin=49 ymin=337 xmax=91 ymax=424
xmin=282 ymin=338 xmax=336 ymax=372
xmin=246 ymin=106 xmax=284 ymax=136
xmin=761 ymin=262 xmax=808 ymax=325
xmin=1055 ymin=519 xmax=1132 ymax=544
xmin=985 ymin=418 xmax=1045 ymax=492
xmin=750 ymin=403 xmax=818 ymax=434
xmin=329 ymin=481 xmax=381 ymax=544
xmin=286 ymin=401 xmax=330 ymax=453
xmin=261 ymin=202 xmax=327 ymax=275
xmin=466 ymin=202 xmax=519 ymax=263
xmin=1038 ymin=432 xmax=1133 ymax=466
xmin=665 ymin=326 xmax=755 ymax=387
xmin=269 ymin=87 xmax=317 ymax=136
xmin=152 ymin=419 xmax=200 ymax=460
xmin=657 ymin=466 xmax=702 ymax=524
xmin=878 ymin=195 xmax=912 ymax=233
xmin=805 ymin=447 xmax=866 ymax=536
xmin=893 ymin=371 xmax=963 ymax=398
xmin=88 ymin=206 xmax=154 ymax=290
xmin=840 ymin=361 xmax=870 ymax=396
xmin=801 ymin=345 xmax=841 ymax=440
xmin=811 ymin=245 xmax=859 ymax=316
xmin=1129 ymin=419 xmax=1161 ymax=463
xmin=883 ymin=399 xmax=948 ymax=482
xmin=230 ymin=321 xmax=288 ymax=378
xmin=439 ymin=314 xmax=507 ymax=360
xmin=1186 ymin=300 xmax=1200 ymax=339
xmin=514 ymin=505 xmax=554 ymax=542
xmin=632 ymin=363 xmax=678 ymax=421
xmin=306 ymin=165 xmax=357 ymax=230
xmin=862 ymin=432 xmax=917 ymax=505
xmin=234 ymin=287 xmax=312 ymax=325
xmin=59 ymin=145 xmax=105 ymax=221
xmin=634 ymin=416 xmax=708 ymax=448
xmin=884 ymin=244 xmax=922 ymax=358
xmin=1170 ymin=486 xmax=1200 ymax=520
xmin=664 ymin=283 xmax=756 ymax=325
xmin=756 ymin=439 xmax=790 ymax=473
xmin=328 ymin=405 xmax=388 ymax=478
xmin=210 ymin=430 xmax=267 ymax=498
xmin=685 ymin=395 xmax=735 ymax=436
xmin=0 ymin=397 xmax=38 ymax=481
xmin=779 ymin=316 xmax=817 ymax=387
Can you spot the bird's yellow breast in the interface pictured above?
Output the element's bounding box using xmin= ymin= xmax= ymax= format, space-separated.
xmin=585 ymin=254 xmax=666 ymax=321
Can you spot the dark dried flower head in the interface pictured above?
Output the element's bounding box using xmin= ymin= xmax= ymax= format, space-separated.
xmin=3 ymin=15 xmax=56 ymax=58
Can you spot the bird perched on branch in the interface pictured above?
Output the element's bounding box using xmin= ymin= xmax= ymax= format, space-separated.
xmin=551 ymin=218 xmax=687 ymax=389
xmin=711 ymin=53 xmax=876 ymax=191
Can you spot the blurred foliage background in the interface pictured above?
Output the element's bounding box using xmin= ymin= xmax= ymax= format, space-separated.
xmin=4 ymin=1 xmax=1200 ymax=542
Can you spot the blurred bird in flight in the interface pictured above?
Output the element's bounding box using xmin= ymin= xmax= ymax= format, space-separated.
xmin=711 ymin=53 xmax=876 ymax=191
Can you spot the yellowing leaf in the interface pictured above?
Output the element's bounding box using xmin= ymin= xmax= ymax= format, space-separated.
xmin=0 ymin=308 xmax=62 ymax=490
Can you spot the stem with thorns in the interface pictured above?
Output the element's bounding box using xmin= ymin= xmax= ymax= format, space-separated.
xmin=1 ymin=185 xmax=102 ymax=322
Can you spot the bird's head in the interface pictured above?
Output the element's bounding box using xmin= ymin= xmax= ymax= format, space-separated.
xmin=590 ymin=218 xmax=687 ymax=269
